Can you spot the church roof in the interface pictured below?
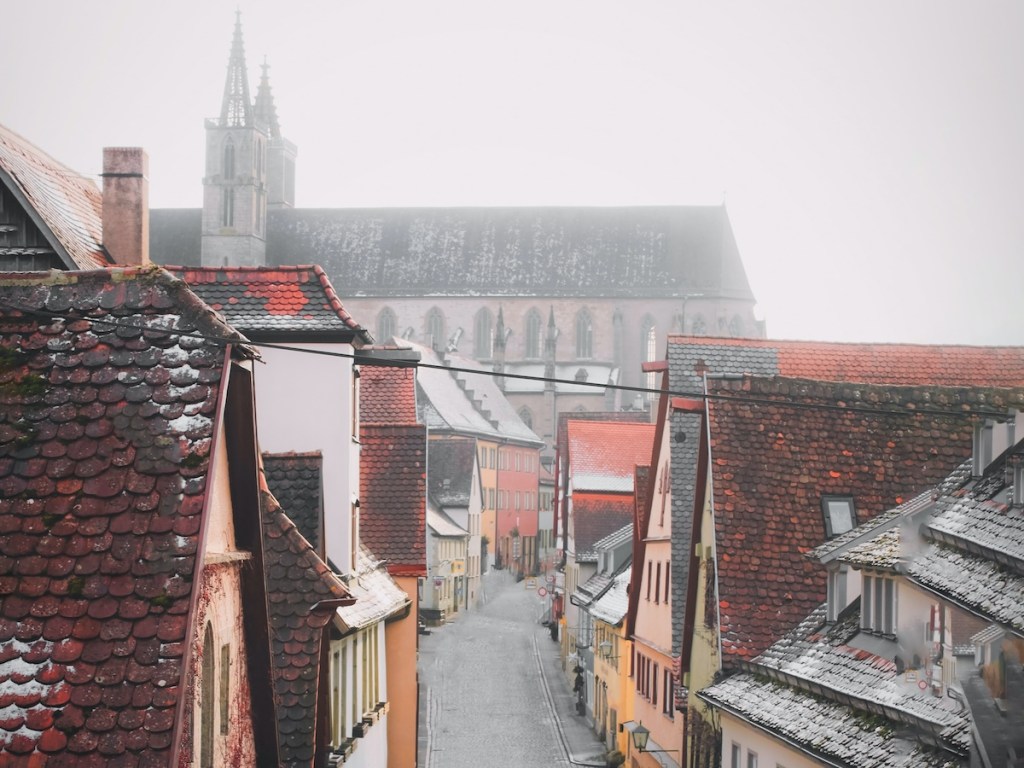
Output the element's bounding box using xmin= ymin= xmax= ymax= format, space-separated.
xmin=0 ymin=122 xmax=109 ymax=270
xmin=149 ymin=205 xmax=756 ymax=300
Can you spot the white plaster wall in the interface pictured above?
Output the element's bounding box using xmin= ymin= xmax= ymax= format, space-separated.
xmin=720 ymin=711 xmax=821 ymax=768
xmin=252 ymin=342 xmax=357 ymax=573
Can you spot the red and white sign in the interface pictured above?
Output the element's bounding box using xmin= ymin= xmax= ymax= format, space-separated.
xmin=538 ymin=587 xmax=548 ymax=598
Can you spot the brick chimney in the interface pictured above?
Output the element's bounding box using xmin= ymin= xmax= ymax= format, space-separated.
xmin=102 ymin=147 xmax=149 ymax=266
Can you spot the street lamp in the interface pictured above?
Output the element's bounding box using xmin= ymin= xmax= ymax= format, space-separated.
xmin=631 ymin=722 xmax=679 ymax=755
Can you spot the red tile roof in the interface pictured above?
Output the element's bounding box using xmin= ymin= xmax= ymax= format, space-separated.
xmin=706 ymin=375 xmax=1024 ymax=666
xmin=668 ymin=336 xmax=1024 ymax=387
xmin=0 ymin=122 xmax=109 ymax=270
xmin=358 ymin=425 xmax=427 ymax=578
xmin=167 ymin=265 xmax=371 ymax=341
xmin=0 ymin=266 xmax=250 ymax=765
xmin=260 ymin=487 xmax=352 ymax=768
xmin=566 ymin=420 xmax=656 ymax=491
xmin=358 ymin=363 xmax=418 ymax=425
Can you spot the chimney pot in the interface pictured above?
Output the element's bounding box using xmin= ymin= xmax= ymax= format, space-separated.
xmin=102 ymin=147 xmax=149 ymax=266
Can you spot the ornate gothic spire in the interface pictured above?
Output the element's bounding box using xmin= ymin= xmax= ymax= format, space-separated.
xmin=220 ymin=11 xmax=253 ymax=127
xmin=254 ymin=58 xmax=281 ymax=139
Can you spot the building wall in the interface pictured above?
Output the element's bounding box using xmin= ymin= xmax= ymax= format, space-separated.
xmin=328 ymin=623 xmax=389 ymax=767
xmin=594 ymin=621 xmax=631 ymax=754
xmin=252 ymin=342 xmax=358 ymax=574
xmin=686 ymin=490 xmax=721 ymax=763
xmin=477 ymin=438 xmax=499 ymax=562
xmin=385 ymin=575 xmax=420 ymax=768
xmin=347 ymin=295 xmax=759 ymax=391
xmin=187 ymin=435 xmax=257 ymax=767
xmin=719 ymin=711 xmax=820 ymax=768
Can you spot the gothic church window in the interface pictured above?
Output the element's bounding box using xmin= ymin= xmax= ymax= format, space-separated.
xmin=525 ymin=309 xmax=542 ymax=358
xmin=377 ymin=307 xmax=397 ymax=343
xmin=426 ymin=308 xmax=445 ymax=351
xmin=475 ymin=308 xmax=494 ymax=359
xmin=575 ymin=309 xmax=593 ymax=359
xmin=222 ymin=189 xmax=234 ymax=228
xmin=691 ymin=315 xmax=707 ymax=336
xmin=223 ymin=138 xmax=235 ymax=181
xmin=518 ymin=406 xmax=533 ymax=429
xmin=729 ymin=315 xmax=744 ymax=337
xmin=642 ymin=317 xmax=657 ymax=397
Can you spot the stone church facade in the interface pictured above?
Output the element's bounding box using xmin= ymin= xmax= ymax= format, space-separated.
xmin=149 ymin=16 xmax=765 ymax=448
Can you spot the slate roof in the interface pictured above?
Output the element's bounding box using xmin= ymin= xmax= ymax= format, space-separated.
xmin=166 ymin=265 xmax=371 ymax=342
xmin=572 ymin=494 xmax=636 ymax=562
xmin=260 ymin=488 xmax=352 ymax=768
xmin=262 ymin=452 xmax=324 ymax=556
xmin=151 ymin=205 xmax=756 ymax=300
xmin=0 ymin=122 xmax=109 ymax=270
xmin=426 ymin=438 xmax=477 ymax=509
xmin=667 ymin=336 xmax=1024 ymax=393
xmin=700 ymin=606 xmax=969 ymax=767
xmin=358 ymin=360 xmax=418 ymax=426
xmin=0 ymin=266 xmax=250 ymax=765
xmin=566 ymin=420 xmax=655 ymax=493
xmin=703 ymin=375 xmax=1024 ymax=666
xmin=358 ymin=424 xmax=427 ymax=578
xmin=408 ymin=341 xmax=502 ymax=439
xmin=443 ymin=353 xmax=543 ymax=446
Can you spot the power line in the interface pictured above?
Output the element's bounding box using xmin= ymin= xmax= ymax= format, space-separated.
xmin=0 ymin=299 xmax=1016 ymax=422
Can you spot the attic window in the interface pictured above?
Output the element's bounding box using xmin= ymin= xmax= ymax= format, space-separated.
xmin=821 ymin=496 xmax=855 ymax=537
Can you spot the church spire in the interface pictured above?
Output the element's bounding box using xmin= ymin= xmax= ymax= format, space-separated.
xmin=254 ymin=58 xmax=281 ymax=139
xmin=220 ymin=11 xmax=253 ymax=127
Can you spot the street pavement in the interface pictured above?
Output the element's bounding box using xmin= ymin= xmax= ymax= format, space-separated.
xmin=417 ymin=569 xmax=610 ymax=767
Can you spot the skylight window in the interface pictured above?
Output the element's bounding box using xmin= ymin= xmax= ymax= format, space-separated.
xmin=821 ymin=495 xmax=855 ymax=537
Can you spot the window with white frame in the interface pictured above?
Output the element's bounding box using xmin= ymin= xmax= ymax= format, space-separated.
xmin=861 ymin=572 xmax=896 ymax=635
xmin=731 ymin=743 xmax=741 ymax=768
xmin=746 ymin=750 xmax=758 ymax=768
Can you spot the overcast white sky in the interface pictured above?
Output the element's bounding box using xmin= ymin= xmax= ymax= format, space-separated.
xmin=4 ymin=1 xmax=1023 ymax=345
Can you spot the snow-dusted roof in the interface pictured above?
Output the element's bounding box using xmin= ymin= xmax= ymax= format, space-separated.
xmin=590 ymin=568 xmax=631 ymax=627
xmin=336 ymin=547 xmax=410 ymax=629
xmin=427 ymin=506 xmax=469 ymax=538
xmin=699 ymin=673 xmax=964 ymax=768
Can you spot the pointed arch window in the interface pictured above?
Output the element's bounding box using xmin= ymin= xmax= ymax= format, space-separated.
xmin=525 ymin=309 xmax=542 ymax=358
xmin=729 ymin=315 xmax=744 ymax=337
xmin=642 ymin=317 xmax=657 ymax=396
xmin=223 ymin=138 xmax=236 ymax=181
xmin=221 ymin=189 xmax=234 ymax=228
xmin=425 ymin=308 xmax=445 ymax=351
xmin=474 ymin=308 xmax=494 ymax=359
xmin=691 ymin=315 xmax=707 ymax=336
xmin=518 ymin=406 xmax=533 ymax=429
xmin=377 ymin=307 xmax=397 ymax=343
xmin=575 ymin=309 xmax=593 ymax=359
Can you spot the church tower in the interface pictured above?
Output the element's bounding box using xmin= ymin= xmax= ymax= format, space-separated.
xmin=202 ymin=13 xmax=271 ymax=266
xmin=255 ymin=60 xmax=297 ymax=211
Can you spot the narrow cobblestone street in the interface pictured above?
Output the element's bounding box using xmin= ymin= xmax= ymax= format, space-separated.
xmin=418 ymin=570 xmax=609 ymax=768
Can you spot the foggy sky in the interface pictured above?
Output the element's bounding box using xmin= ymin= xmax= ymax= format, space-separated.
xmin=4 ymin=1 xmax=1023 ymax=346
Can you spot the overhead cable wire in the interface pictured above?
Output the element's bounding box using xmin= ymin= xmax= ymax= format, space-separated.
xmin=0 ymin=299 xmax=1016 ymax=422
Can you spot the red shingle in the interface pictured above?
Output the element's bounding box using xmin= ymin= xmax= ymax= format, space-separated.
xmin=358 ymin=363 xmax=418 ymax=425
xmin=0 ymin=266 xmax=249 ymax=764
xmin=359 ymin=425 xmax=427 ymax=577
xmin=708 ymin=375 xmax=1024 ymax=665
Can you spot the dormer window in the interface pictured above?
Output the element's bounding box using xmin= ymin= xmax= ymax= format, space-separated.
xmin=861 ymin=572 xmax=896 ymax=635
xmin=821 ymin=495 xmax=855 ymax=537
